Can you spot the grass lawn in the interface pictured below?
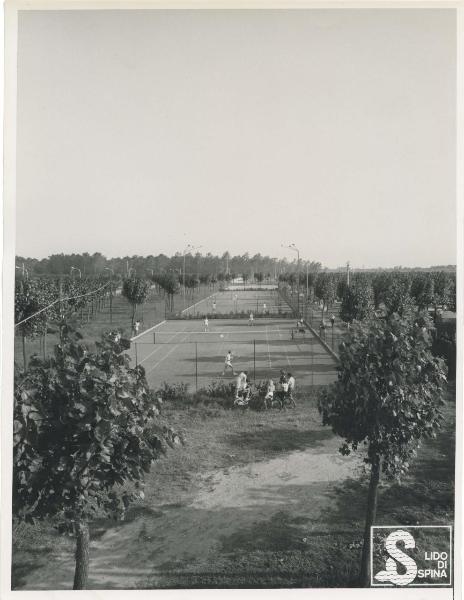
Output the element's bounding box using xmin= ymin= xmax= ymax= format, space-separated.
xmin=11 ymin=385 xmax=455 ymax=590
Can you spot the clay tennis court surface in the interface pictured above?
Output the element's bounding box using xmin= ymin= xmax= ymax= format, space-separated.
xmin=131 ymin=316 xmax=337 ymax=390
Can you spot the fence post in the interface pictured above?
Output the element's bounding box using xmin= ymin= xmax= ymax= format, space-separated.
xmin=109 ymin=279 xmax=113 ymax=324
xmin=311 ymin=334 xmax=314 ymax=386
xmin=195 ymin=342 xmax=198 ymax=392
xmin=253 ymin=339 xmax=256 ymax=382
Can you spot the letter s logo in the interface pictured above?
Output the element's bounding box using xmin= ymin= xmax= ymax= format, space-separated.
xmin=374 ymin=530 xmax=417 ymax=586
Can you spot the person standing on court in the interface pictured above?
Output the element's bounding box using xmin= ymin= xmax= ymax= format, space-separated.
xmin=204 ymin=316 xmax=209 ymax=332
xmin=248 ymin=312 xmax=254 ymax=326
xmin=287 ymin=372 xmax=296 ymax=406
xmin=133 ymin=320 xmax=141 ymax=337
xmin=222 ymin=350 xmax=235 ymax=376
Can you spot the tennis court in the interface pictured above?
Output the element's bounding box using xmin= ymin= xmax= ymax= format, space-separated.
xmin=130 ymin=316 xmax=337 ymax=391
xmin=181 ymin=289 xmax=291 ymax=318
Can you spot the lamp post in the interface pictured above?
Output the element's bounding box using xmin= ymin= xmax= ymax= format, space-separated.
xmin=281 ymin=243 xmax=300 ymax=317
xmin=70 ymin=266 xmax=82 ymax=279
xmin=16 ymin=264 xmax=29 ymax=279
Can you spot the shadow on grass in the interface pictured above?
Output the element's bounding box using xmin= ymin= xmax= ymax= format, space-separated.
xmin=325 ymin=405 xmax=455 ymax=529
xmin=12 ymin=552 xmax=54 ymax=589
xmin=224 ymin=427 xmax=332 ymax=454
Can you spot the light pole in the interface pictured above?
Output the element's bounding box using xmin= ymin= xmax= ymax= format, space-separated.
xmin=281 ymin=243 xmax=300 ymax=317
xmin=16 ymin=264 xmax=29 ymax=279
xmin=346 ymin=261 xmax=350 ymax=287
xmin=70 ymin=266 xmax=82 ymax=279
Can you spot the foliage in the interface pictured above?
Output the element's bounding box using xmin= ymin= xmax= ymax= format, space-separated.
xmin=314 ymin=273 xmax=336 ymax=315
xmin=13 ymin=326 xmax=178 ymax=531
xmin=383 ymin=274 xmax=413 ymax=317
xmin=432 ymin=271 xmax=452 ymax=310
xmin=340 ymin=280 xmax=374 ymax=323
xmin=122 ymin=276 xmax=150 ymax=324
xmin=318 ymin=311 xmax=447 ymax=478
xmin=156 ymin=381 xmax=189 ymax=402
xmin=410 ymin=273 xmax=435 ymax=311
xmin=371 ymin=272 xmax=391 ymax=309
xmin=336 ymin=279 xmax=348 ymax=302
xmin=15 ymin=278 xmax=48 ymax=339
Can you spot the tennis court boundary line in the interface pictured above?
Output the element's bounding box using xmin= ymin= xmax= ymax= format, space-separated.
xmin=134 ymin=329 xmax=297 ymax=335
xmin=131 ymin=320 xmax=167 ymax=342
xmin=181 ymin=292 xmax=216 ymax=314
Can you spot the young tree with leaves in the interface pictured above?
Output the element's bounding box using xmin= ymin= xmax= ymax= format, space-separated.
xmin=15 ymin=278 xmax=48 ymax=368
xmin=318 ymin=311 xmax=447 ymax=586
xmin=432 ymin=271 xmax=452 ymax=318
xmin=340 ymin=279 xmax=374 ymax=323
xmin=122 ymin=275 xmax=150 ymax=326
xmin=13 ymin=327 xmax=179 ymax=589
xmin=383 ymin=274 xmax=413 ymax=316
xmin=314 ymin=273 xmax=336 ymax=320
xmin=371 ymin=272 xmax=391 ymax=310
xmin=159 ymin=272 xmax=181 ymax=311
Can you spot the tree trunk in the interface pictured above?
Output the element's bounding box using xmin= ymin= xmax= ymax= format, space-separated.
xmin=359 ymin=454 xmax=380 ymax=587
xmin=73 ymin=520 xmax=90 ymax=590
xmin=22 ymin=335 xmax=27 ymax=370
xmin=132 ymin=303 xmax=137 ymax=327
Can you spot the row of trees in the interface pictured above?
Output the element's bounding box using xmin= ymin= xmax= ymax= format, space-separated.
xmin=279 ymin=270 xmax=456 ymax=322
xmin=16 ymin=251 xmax=323 ymax=279
xmin=15 ymin=276 xmax=113 ymax=368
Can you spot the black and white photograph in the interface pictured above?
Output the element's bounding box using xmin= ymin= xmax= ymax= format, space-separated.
xmin=1 ymin=3 xmax=461 ymax=597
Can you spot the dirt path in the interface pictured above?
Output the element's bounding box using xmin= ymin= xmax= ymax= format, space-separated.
xmin=19 ymin=433 xmax=362 ymax=590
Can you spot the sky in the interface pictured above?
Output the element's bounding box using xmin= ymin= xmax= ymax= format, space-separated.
xmin=16 ymin=9 xmax=456 ymax=269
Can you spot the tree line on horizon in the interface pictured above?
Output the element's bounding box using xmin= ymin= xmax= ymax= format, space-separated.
xmin=15 ymin=251 xmax=456 ymax=279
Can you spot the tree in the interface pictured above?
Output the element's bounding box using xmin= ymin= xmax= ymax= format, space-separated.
xmin=314 ymin=273 xmax=336 ymax=320
xmin=410 ymin=273 xmax=435 ymax=311
xmin=15 ymin=278 xmax=48 ymax=368
xmin=383 ymin=274 xmax=413 ymax=316
xmin=306 ymin=272 xmax=318 ymax=301
xmin=122 ymin=276 xmax=150 ymax=326
xmin=340 ymin=280 xmax=374 ymax=323
xmin=448 ymin=274 xmax=456 ymax=312
xmin=318 ymin=312 xmax=447 ymax=586
xmin=336 ymin=278 xmax=348 ymax=302
xmin=432 ymin=271 xmax=452 ymax=317
xmin=159 ymin=273 xmax=180 ymax=311
xmin=13 ymin=327 xmax=179 ymax=589
xmin=372 ymin=272 xmax=391 ymax=310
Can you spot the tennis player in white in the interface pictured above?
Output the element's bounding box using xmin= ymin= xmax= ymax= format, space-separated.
xmin=222 ymin=350 xmax=235 ymax=376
